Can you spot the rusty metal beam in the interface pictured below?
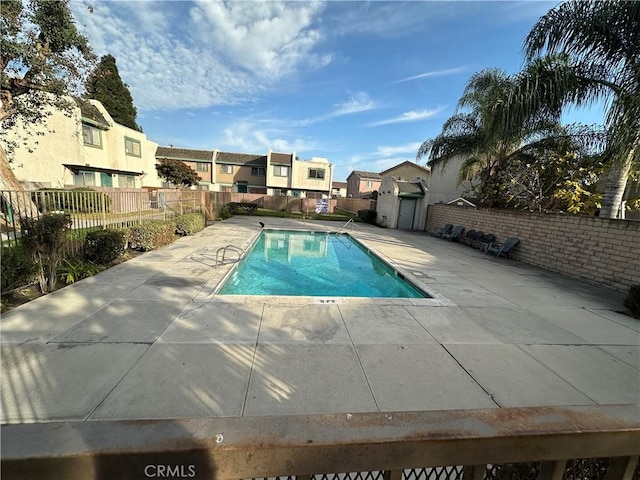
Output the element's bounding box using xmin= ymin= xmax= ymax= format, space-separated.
xmin=2 ymin=405 xmax=640 ymax=480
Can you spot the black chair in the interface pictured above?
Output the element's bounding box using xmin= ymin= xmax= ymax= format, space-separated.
xmin=479 ymin=233 xmax=496 ymax=252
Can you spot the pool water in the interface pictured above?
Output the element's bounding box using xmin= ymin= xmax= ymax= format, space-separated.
xmin=218 ymin=230 xmax=428 ymax=298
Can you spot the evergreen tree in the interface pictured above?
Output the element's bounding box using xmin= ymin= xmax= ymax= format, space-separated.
xmin=156 ymin=159 xmax=200 ymax=188
xmin=86 ymin=54 xmax=141 ymax=131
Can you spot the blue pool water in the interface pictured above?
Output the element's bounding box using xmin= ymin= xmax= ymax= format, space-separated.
xmin=218 ymin=230 xmax=428 ymax=298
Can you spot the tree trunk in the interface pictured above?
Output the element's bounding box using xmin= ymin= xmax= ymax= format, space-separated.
xmin=599 ymin=143 xmax=636 ymax=219
xmin=0 ymin=146 xmax=40 ymax=218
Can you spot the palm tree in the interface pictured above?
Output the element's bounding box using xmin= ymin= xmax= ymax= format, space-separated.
xmin=518 ymin=0 xmax=640 ymax=218
xmin=417 ymin=69 xmax=594 ymax=208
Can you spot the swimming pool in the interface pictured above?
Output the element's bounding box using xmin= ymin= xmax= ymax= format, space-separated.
xmin=218 ymin=230 xmax=429 ymax=298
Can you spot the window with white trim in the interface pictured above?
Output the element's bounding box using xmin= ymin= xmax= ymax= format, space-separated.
xmin=220 ymin=164 xmax=233 ymax=174
xmin=118 ymin=174 xmax=136 ymax=188
xmin=366 ymin=180 xmax=374 ymax=188
xmin=74 ymin=170 xmax=95 ymax=186
xmin=251 ymin=167 xmax=266 ymax=176
xmin=273 ymin=165 xmax=289 ymax=177
xmin=196 ymin=163 xmax=209 ymax=172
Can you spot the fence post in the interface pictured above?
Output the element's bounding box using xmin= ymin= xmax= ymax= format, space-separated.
xmin=100 ymin=190 xmax=107 ymax=229
xmin=138 ymin=192 xmax=142 ymax=225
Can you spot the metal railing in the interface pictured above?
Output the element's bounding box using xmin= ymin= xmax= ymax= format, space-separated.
xmin=215 ymin=244 xmax=246 ymax=266
xmin=1 ymin=188 xmax=203 ymax=257
xmin=2 ymin=405 xmax=639 ymax=480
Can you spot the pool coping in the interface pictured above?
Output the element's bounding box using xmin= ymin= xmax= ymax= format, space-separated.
xmin=194 ymin=227 xmax=451 ymax=306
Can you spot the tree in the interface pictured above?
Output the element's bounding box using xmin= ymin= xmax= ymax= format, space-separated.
xmin=1 ymin=0 xmax=95 ymax=214
xmin=156 ymin=159 xmax=200 ymax=188
xmin=516 ymin=0 xmax=640 ymax=218
xmin=416 ymin=69 xmax=598 ymax=209
xmin=86 ymin=54 xmax=141 ymax=131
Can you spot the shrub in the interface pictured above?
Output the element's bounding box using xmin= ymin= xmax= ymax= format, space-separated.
xmin=1 ymin=247 xmax=39 ymax=292
xmin=228 ymin=202 xmax=258 ymax=215
xmin=20 ymin=213 xmax=73 ymax=293
xmin=57 ymin=259 xmax=105 ymax=285
xmin=174 ymin=213 xmax=205 ymax=236
xmin=357 ymin=209 xmax=377 ymax=224
xmin=217 ymin=205 xmax=233 ymax=220
xmin=85 ymin=228 xmax=130 ymax=265
xmin=129 ymin=220 xmax=177 ymax=251
xmin=624 ymin=285 xmax=640 ymax=319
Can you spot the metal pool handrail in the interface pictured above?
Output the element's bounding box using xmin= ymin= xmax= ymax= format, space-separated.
xmin=335 ymin=218 xmax=357 ymax=235
xmin=215 ymin=245 xmax=246 ymax=266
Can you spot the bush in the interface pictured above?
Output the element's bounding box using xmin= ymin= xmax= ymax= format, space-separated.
xmin=228 ymin=202 xmax=258 ymax=215
xmin=57 ymin=259 xmax=105 ymax=285
xmin=357 ymin=209 xmax=377 ymax=224
xmin=32 ymin=188 xmax=110 ymax=213
xmin=1 ymin=247 xmax=39 ymax=292
xmin=20 ymin=213 xmax=73 ymax=293
xmin=129 ymin=220 xmax=177 ymax=251
xmin=624 ymin=285 xmax=640 ymax=319
xmin=85 ymin=228 xmax=130 ymax=265
xmin=217 ymin=205 xmax=233 ymax=220
xmin=174 ymin=213 xmax=205 ymax=236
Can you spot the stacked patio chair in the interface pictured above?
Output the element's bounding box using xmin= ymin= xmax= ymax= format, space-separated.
xmin=463 ymin=230 xmax=484 ymax=247
xmin=485 ymin=237 xmax=520 ymax=258
xmin=443 ymin=225 xmax=465 ymax=242
xmin=478 ymin=233 xmax=496 ymax=252
xmin=432 ymin=223 xmax=453 ymax=238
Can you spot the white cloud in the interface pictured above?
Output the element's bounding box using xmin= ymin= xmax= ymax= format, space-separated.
xmin=71 ymin=1 xmax=330 ymax=111
xmin=296 ymin=91 xmax=376 ymax=126
xmin=219 ymin=121 xmax=320 ymax=154
xmin=391 ymin=67 xmax=467 ymax=84
xmin=368 ymin=108 xmax=445 ymax=127
xmin=375 ymin=142 xmax=422 ymax=157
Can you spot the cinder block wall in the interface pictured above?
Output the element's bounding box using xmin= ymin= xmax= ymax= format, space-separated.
xmin=425 ymin=204 xmax=640 ymax=292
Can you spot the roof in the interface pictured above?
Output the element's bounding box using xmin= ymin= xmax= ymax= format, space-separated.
xmin=76 ymin=98 xmax=109 ymax=128
xmin=155 ymin=147 xmax=214 ymax=161
xmin=398 ymin=181 xmax=425 ymax=198
xmin=348 ymin=170 xmax=382 ymax=180
xmin=380 ymin=161 xmax=431 ymax=176
xmin=217 ymin=152 xmax=267 ymax=166
xmin=447 ymin=197 xmax=478 ymax=207
xmin=332 ymin=182 xmax=347 ymax=189
xmin=271 ymin=152 xmax=292 ymax=166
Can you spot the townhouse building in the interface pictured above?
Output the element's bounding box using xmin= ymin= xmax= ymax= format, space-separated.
xmin=4 ymin=97 xmax=161 ymax=189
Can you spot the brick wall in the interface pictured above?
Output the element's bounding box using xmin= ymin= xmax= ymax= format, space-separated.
xmin=426 ymin=204 xmax=640 ymax=292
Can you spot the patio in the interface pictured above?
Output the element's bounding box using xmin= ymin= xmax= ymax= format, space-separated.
xmin=1 ymin=215 xmax=638 ymax=424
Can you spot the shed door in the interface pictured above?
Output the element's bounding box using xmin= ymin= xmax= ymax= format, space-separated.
xmin=398 ymin=198 xmax=416 ymax=229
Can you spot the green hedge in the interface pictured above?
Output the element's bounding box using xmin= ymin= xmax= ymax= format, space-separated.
xmin=357 ymin=209 xmax=377 ymax=224
xmin=228 ymin=202 xmax=258 ymax=214
xmin=1 ymin=247 xmax=39 ymax=292
xmin=85 ymin=228 xmax=130 ymax=265
xmin=129 ymin=220 xmax=177 ymax=251
xmin=174 ymin=213 xmax=205 ymax=236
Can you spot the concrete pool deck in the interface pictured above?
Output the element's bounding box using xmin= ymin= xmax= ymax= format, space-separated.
xmin=1 ymin=216 xmax=639 ymax=424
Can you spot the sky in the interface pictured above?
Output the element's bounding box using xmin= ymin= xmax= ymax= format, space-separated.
xmin=70 ymin=0 xmax=605 ymax=183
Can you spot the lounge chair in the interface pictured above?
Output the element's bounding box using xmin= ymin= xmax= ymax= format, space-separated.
xmin=486 ymin=237 xmax=520 ymax=258
xmin=443 ymin=225 xmax=465 ymax=242
xmin=432 ymin=223 xmax=453 ymax=238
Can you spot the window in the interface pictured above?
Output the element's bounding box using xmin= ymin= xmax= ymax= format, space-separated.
xmin=82 ymin=124 xmax=101 ymax=147
xmin=251 ymin=167 xmax=266 ymax=176
xmin=196 ymin=163 xmax=209 ymax=172
xmin=273 ymin=166 xmax=289 ymax=177
xmin=118 ymin=174 xmax=135 ymax=188
xmin=74 ymin=170 xmax=95 ymax=186
xmin=236 ymin=182 xmax=248 ymax=193
xmin=366 ymin=181 xmax=374 ymax=188
xmin=124 ymin=137 xmax=141 ymax=157
xmin=273 ymin=188 xmax=286 ymax=196
xmin=220 ymin=164 xmax=233 ymax=174
xmin=308 ymin=168 xmax=325 ymax=180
